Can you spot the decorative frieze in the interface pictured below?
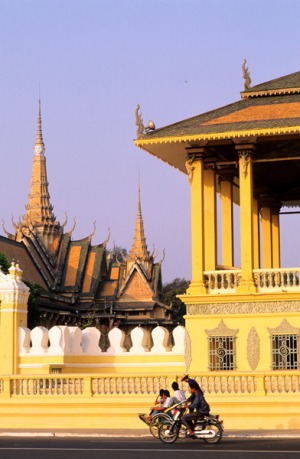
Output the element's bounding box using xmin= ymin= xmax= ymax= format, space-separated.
xmin=187 ymin=300 xmax=300 ymax=316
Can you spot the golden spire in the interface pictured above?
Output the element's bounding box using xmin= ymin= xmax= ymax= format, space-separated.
xmin=34 ymin=98 xmax=44 ymax=153
xmin=128 ymin=183 xmax=150 ymax=262
xmin=17 ymin=100 xmax=60 ymax=250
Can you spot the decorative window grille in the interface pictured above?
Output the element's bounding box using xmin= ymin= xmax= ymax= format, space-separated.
xmin=271 ymin=334 xmax=298 ymax=370
xmin=208 ymin=336 xmax=235 ymax=371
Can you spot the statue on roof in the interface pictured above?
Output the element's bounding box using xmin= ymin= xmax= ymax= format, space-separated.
xmin=135 ymin=104 xmax=156 ymax=138
xmin=242 ymin=59 xmax=252 ymax=90
xmin=135 ymin=104 xmax=145 ymax=138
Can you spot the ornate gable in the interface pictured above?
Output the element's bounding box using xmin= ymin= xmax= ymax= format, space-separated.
xmin=119 ymin=265 xmax=154 ymax=302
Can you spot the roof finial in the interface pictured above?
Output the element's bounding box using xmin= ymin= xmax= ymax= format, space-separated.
xmin=34 ymin=98 xmax=45 ymax=155
xmin=128 ymin=180 xmax=150 ymax=261
xmin=135 ymin=104 xmax=155 ymax=139
xmin=242 ymin=58 xmax=252 ymax=90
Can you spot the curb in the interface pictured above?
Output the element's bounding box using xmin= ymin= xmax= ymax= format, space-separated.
xmin=0 ymin=432 xmax=300 ymax=438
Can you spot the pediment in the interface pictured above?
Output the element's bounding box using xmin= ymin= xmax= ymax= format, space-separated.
xmin=119 ymin=265 xmax=154 ymax=301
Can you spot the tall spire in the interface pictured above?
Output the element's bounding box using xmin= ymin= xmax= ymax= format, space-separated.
xmin=34 ymin=98 xmax=44 ymax=152
xmin=128 ymin=183 xmax=150 ymax=262
xmin=16 ymin=100 xmax=61 ymax=251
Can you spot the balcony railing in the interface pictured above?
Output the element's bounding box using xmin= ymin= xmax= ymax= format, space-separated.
xmin=204 ymin=269 xmax=241 ymax=294
xmin=2 ymin=372 xmax=300 ymax=396
xmin=253 ymin=268 xmax=300 ymax=292
xmin=204 ymin=268 xmax=300 ymax=294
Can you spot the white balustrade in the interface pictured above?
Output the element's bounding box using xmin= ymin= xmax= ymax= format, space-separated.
xmin=107 ymin=327 xmax=126 ymax=354
xmin=204 ymin=269 xmax=241 ymax=293
xmin=48 ymin=326 xmax=70 ymax=354
xmin=18 ymin=327 xmax=31 ymax=354
xmin=130 ymin=326 xmax=150 ymax=353
xmin=253 ymin=268 xmax=300 ymax=292
xmin=18 ymin=324 xmax=186 ymax=357
xmin=151 ymin=326 xmax=170 ymax=353
xmin=30 ymin=326 xmax=49 ymax=354
xmin=82 ymin=327 xmax=102 ymax=354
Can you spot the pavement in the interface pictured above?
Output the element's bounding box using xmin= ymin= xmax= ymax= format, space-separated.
xmin=0 ymin=429 xmax=300 ymax=438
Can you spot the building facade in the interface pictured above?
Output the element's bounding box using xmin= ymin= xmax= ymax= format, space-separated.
xmin=135 ymin=68 xmax=300 ymax=385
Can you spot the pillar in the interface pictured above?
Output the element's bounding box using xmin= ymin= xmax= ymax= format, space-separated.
xmin=220 ymin=177 xmax=234 ymax=267
xmin=252 ymin=197 xmax=260 ymax=269
xmin=186 ymin=149 xmax=206 ymax=295
xmin=0 ymin=263 xmax=30 ymax=374
xmin=236 ymin=146 xmax=256 ymax=293
xmin=261 ymin=205 xmax=272 ymax=268
xmin=203 ymin=167 xmax=217 ymax=271
xmin=271 ymin=209 xmax=281 ymax=268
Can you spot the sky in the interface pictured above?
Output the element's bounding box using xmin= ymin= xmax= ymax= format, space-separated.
xmin=0 ymin=0 xmax=300 ymax=283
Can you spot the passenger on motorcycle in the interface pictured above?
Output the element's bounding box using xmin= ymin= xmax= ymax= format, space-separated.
xmin=181 ymin=382 xmax=210 ymax=437
xmin=145 ymin=390 xmax=172 ymax=422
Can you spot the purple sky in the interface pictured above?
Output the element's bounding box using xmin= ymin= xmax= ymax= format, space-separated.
xmin=1 ymin=0 xmax=300 ymax=283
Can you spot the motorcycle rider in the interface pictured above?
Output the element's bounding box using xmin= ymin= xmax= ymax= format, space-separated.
xmin=181 ymin=374 xmax=203 ymax=395
xmin=181 ymin=382 xmax=210 ymax=437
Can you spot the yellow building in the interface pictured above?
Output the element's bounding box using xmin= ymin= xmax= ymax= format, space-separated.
xmin=135 ymin=68 xmax=300 ymax=429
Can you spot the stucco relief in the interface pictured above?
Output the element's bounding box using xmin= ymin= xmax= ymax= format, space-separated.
xmin=267 ymin=318 xmax=300 ymax=335
xmin=187 ymin=301 xmax=300 ymax=316
xmin=184 ymin=328 xmax=192 ymax=372
xmin=205 ymin=319 xmax=239 ymax=336
xmin=247 ymin=327 xmax=260 ymax=370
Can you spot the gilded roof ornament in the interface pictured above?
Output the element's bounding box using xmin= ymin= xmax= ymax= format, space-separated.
xmin=242 ymin=58 xmax=252 ymax=90
xmin=2 ymin=219 xmax=14 ymax=239
xmin=100 ymin=227 xmax=111 ymax=248
xmin=135 ymin=104 xmax=155 ymax=138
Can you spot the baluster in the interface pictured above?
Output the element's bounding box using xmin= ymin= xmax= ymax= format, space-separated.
xmin=263 ymin=273 xmax=267 ymax=289
xmin=220 ymin=273 xmax=225 ymax=291
xmin=236 ymin=376 xmax=242 ymax=394
xmin=65 ymin=378 xmax=69 ymax=395
xmin=228 ymin=376 xmax=233 ymax=393
xmin=13 ymin=379 xmax=17 ymax=395
xmin=252 ymin=376 xmax=256 ymax=393
xmin=124 ymin=377 xmax=129 ymax=394
xmin=273 ymin=376 xmax=279 ymax=393
xmin=209 ymin=274 xmax=213 ymax=292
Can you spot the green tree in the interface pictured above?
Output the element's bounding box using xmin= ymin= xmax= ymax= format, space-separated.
xmin=108 ymin=245 xmax=128 ymax=263
xmin=24 ymin=281 xmax=43 ymax=329
xmin=0 ymin=252 xmax=10 ymax=273
xmin=162 ymin=278 xmax=190 ymax=324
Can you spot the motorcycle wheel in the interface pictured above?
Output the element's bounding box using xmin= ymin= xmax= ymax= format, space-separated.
xmin=202 ymin=422 xmax=223 ymax=444
xmin=158 ymin=421 xmax=180 ymax=444
xmin=149 ymin=414 xmax=171 ymax=439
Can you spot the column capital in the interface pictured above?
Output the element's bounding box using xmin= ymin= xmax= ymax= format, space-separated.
xmin=186 ymin=146 xmax=209 ymax=160
xmin=259 ymin=195 xmax=282 ymax=213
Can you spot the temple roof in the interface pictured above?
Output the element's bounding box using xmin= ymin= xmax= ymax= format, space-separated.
xmin=242 ymin=71 xmax=300 ymax=97
xmin=135 ymin=70 xmax=300 ymax=175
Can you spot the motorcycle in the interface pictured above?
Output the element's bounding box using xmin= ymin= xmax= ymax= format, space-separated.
xmin=138 ymin=401 xmax=187 ymax=438
xmin=158 ymin=403 xmax=224 ymax=444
